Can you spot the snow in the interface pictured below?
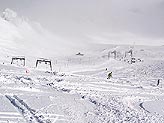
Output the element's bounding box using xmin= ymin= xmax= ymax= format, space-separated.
xmin=2 ymin=8 xmax=17 ymax=21
xmin=0 ymin=9 xmax=78 ymax=59
xmin=0 ymin=8 xmax=164 ymax=123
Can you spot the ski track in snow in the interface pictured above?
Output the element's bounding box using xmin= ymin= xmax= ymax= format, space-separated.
xmin=1 ymin=45 xmax=164 ymax=122
xmin=5 ymin=95 xmax=51 ymax=123
xmin=0 ymin=67 xmax=164 ymax=123
xmin=1 ymin=8 xmax=164 ymax=123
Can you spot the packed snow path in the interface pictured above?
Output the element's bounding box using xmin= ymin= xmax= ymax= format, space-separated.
xmin=5 ymin=95 xmax=51 ymax=123
xmin=0 ymin=58 xmax=164 ymax=123
xmin=0 ymin=64 xmax=95 ymax=123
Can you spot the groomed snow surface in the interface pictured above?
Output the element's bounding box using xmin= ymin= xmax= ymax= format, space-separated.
xmin=0 ymin=8 xmax=164 ymax=123
xmin=0 ymin=44 xmax=164 ymax=123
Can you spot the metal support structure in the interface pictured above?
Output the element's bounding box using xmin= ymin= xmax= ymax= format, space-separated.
xmin=36 ymin=58 xmax=52 ymax=71
xmin=111 ymin=50 xmax=117 ymax=59
xmin=125 ymin=49 xmax=133 ymax=58
xmin=11 ymin=56 xmax=25 ymax=66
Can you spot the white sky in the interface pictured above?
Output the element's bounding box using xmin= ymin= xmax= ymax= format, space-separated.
xmin=0 ymin=0 xmax=164 ymax=46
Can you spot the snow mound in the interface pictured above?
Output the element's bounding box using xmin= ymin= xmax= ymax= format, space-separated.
xmin=1 ymin=8 xmax=17 ymax=21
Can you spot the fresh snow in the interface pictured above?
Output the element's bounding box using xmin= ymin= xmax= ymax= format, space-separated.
xmin=0 ymin=9 xmax=164 ymax=123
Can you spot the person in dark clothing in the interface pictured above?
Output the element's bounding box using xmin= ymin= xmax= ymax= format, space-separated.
xmin=107 ymin=72 xmax=112 ymax=79
xmin=157 ymin=79 xmax=160 ymax=86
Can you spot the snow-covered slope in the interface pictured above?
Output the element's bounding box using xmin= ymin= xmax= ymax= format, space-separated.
xmin=1 ymin=45 xmax=164 ymax=122
xmin=0 ymin=8 xmax=76 ymax=59
xmin=1 ymin=8 xmax=164 ymax=123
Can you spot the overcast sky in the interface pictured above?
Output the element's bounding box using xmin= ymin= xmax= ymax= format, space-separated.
xmin=0 ymin=0 xmax=164 ymax=46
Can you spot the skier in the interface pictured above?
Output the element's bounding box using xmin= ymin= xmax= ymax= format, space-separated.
xmin=157 ymin=79 xmax=160 ymax=86
xmin=107 ymin=72 xmax=112 ymax=79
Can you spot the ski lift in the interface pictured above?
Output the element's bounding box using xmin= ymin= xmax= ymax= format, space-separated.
xmin=108 ymin=50 xmax=117 ymax=59
xmin=36 ymin=58 xmax=52 ymax=71
xmin=125 ymin=49 xmax=133 ymax=58
xmin=11 ymin=56 xmax=25 ymax=66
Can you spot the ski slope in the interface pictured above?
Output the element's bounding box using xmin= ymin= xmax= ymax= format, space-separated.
xmin=0 ymin=8 xmax=164 ymax=123
xmin=0 ymin=44 xmax=164 ymax=123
